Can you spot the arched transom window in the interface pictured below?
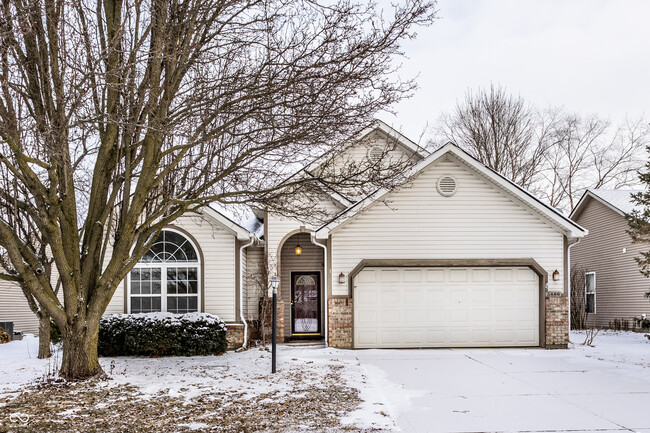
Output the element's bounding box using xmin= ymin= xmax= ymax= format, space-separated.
xmin=129 ymin=230 xmax=200 ymax=314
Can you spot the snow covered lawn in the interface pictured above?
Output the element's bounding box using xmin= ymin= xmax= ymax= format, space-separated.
xmin=0 ymin=330 xmax=649 ymax=432
xmin=0 ymin=339 xmax=377 ymax=432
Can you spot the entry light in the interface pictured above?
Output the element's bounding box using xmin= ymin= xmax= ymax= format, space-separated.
xmin=270 ymin=275 xmax=280 ymax=293
xmin=338 ymin=272 xmax=346 ymax=284
xmin=295 ymin=244 xmax=302 ymax=255
xmin=552 ymin=270 xmax=560 ymax=281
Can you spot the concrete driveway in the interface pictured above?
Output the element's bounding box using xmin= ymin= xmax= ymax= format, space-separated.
xmin=353 ymin=331 xmax=650 ymax=433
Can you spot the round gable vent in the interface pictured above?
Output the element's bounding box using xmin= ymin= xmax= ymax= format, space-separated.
xmin=368 ymin=146 xmax=383 ymax=162
xmin=437 ymin=175 xmax=457 ymax=196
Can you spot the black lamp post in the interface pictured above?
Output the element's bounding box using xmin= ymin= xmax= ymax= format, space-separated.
xmin=270 ymin=275 xmax=280 ymax=373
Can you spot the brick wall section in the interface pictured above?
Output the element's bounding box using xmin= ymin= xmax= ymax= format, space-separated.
xmin=277 ymin=303 xmax=285 ymax=343
xmin=226 ymin=324 xmax=244 ymax=349
xmin=545 ymin=293 xmax=569 ymax=348
xmin=328 ymin=298 xmax=353 ymax=348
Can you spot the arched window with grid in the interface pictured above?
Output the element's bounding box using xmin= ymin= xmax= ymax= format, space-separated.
xmin=129 ymin=230 xmax=200 ymax=314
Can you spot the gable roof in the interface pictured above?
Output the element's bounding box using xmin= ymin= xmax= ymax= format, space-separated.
xmin=305 ymin=119 xmax=429 ymax=175
xmin=315 ymin=143 xmax=587 ymax=239
xmin=269 ymin=119 xmax=430 ymax=209
xmin=570 ymin=188 xmax=642 ymax=220
xmin=201 ymin=206 xmax=255 ymax=241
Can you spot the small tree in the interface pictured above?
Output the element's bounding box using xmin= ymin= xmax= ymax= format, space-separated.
xmin=570 ymin=265 xmax=587 ymax=330
xmin=626 ymin=145 xmax=650 ymax=300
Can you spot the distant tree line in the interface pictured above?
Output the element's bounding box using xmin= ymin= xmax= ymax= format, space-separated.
xmin=432 ymin=85 xmax=648 ymax=212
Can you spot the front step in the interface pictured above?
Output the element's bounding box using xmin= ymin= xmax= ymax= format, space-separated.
xmin=284 ymin=340 xmax=325 ymax=347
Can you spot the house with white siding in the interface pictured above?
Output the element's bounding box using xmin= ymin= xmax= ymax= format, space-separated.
xmin=0 ymin=121 xmax=587 ymax=349
xmin=570 ymin=189 xmax=649 ymax=328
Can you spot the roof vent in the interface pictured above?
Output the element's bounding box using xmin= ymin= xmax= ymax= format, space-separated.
xmin=369 ymin=146 xmax=383 ymax=162
xmin=437 ymin=176 xmax=457 ymax=196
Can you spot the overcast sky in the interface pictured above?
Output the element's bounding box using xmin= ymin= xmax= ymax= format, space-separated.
xmin=380 ymin=0 xmax=650 ymax=143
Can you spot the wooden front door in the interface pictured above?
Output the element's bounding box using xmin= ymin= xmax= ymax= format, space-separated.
xmin=291 ymin=272 xmax=321 ymax=335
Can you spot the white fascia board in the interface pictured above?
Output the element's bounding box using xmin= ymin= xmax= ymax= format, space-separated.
xmin=373 ymin=119 xmax=429 ymax=158
xmin=302 ymin=171 xmax=355 ymax=208
xmin=570 ymin=189 xmax=625 ymax=220
xmin=442 ymin=145 xmax=588 ymax=238
xmin=314 ymin=187 xmax=386 ymax=238
xmin=200 ymin=207 xmax=254 ymax=241
xmin=316 ymin=143 xmax=588 ymax=239
xmin=305 ymin=120 xmax=428 ymax=174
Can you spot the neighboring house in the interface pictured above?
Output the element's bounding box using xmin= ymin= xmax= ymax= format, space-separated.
xmin=0 ymin=121 xmax=587 ymax=349
xmin=570 ymin=189 xmax=649 ymax=328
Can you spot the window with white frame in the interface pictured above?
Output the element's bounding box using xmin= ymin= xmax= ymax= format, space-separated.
xmin=130 ymin=230 xmax=200 ymax=314
xmin=585 ymin=272 xmax=596 ymax=314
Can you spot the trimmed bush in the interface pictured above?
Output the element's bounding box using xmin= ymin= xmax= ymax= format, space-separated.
xmin=98 ymin=312 xmax=227 ymax=357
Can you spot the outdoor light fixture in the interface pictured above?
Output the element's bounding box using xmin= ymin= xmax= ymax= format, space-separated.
xmin=552 ymin=270 xmax=560 ymax=281
xmin=270 ymin=275 xmax=280 ymax=374
xmin=270 ymin=275 xmax=280 ymax=292
xmin=295 ymin=244 xmax=302 ymax=256
xmin=338 ymin=272 xmax=346 ymax=284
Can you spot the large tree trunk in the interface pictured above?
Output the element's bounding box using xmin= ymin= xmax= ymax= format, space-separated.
xmin=59 ymin=320 xmax=103 ymax=379
xmin=37 ymin=314 xmax=52 ymax=359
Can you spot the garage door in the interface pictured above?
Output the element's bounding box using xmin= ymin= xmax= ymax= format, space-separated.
xmin=353 ymin=267 xmax=539 ymax=348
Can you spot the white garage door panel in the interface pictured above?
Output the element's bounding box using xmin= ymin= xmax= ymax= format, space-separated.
xmin=354 ymin=267 xmax=539 ymax=348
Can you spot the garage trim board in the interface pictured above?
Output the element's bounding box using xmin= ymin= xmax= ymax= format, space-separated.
xmin=349 ymin=259 xmax=547 ymax=349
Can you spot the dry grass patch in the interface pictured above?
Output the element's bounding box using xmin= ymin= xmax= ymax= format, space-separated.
xmin=0 ymin=363 xmax=372 ymax=433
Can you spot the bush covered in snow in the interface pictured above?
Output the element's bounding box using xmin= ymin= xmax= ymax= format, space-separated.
xmin=98 ymin=313 xmax=227 ymax=357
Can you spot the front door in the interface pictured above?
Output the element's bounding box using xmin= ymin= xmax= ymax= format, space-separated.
xmin=291 ymin=272 xmax=321 ymax=335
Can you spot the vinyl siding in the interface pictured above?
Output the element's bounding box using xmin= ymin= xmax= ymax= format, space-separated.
xmin=266 ymin=194 xmax=342 ymax=289
xmin=322 ymin=131 xmax=421 ymax=201
xmin=105 ymin=213 xmax=238 ymax=322
xmin=0 ymin=280 xmax=39 ymax=334
xmin=571 ymin=197 xmax=649 ymax=327
xmin=279 ymin=232 xmax=325 ymax=338
xmin=243 ymin=246 xmax=265 ymax=319
xmin=329 ymin=157 xmax=566 ymax=296
xmin=266 ymin=213 xmax=303 ymax=282
xmin=0 ymin=258 xmax=63 ymax=335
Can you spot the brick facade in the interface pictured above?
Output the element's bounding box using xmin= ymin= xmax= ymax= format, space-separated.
xmin=225 ymin=324 xmax=244 ymax=349
xmin=276 ymin=303 xmax=285 ymax=343
xmin=328 ymin=298 xmax=353 ymax=348
xmin=545 ymin=292 xmax=569 ymax=348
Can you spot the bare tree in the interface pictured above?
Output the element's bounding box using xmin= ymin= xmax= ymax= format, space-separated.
xmin=434 ymin=86 xmax=648 ymax=212
xmin=540 ymin=115 xmax=648 ymax=210
xmin=436 ymin=84 xmax=550 ymax=190
xmin=570 ymin=264 xmax=587 ymax=330
xmin=0 ymin=0 xmax=437 ymax=379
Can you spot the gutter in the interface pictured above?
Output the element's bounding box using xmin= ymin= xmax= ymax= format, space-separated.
xmin=311 ymin=232 xmax=329 ymax=347
xmin=239 ymin=235 xmax=256 ymax=349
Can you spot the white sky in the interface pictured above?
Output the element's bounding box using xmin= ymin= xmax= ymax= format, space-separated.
xmin=379 ymin=0 xmax=650 ymax=143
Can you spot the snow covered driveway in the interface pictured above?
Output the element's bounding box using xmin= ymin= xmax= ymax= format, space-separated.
xmin=352 ymin=330 xmax=650 ymax=433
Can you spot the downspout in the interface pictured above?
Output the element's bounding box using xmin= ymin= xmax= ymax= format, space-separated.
xmin=566 ymin=237 xmax=582 ymax=335
xmin=239 ymin=235 xmax=255 ymax=349
xmin=311 ymin=232 xmax=328 ymax=347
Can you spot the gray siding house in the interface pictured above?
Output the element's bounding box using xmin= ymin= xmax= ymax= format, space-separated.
xmin=570 ymin=189 xmax=649 ymax=328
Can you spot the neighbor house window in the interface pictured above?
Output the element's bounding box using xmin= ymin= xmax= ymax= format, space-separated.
xmin=129 ymin=229 xmax=200 ymax=314
xmin=585 ymin=272 xmax=596 ymax=314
